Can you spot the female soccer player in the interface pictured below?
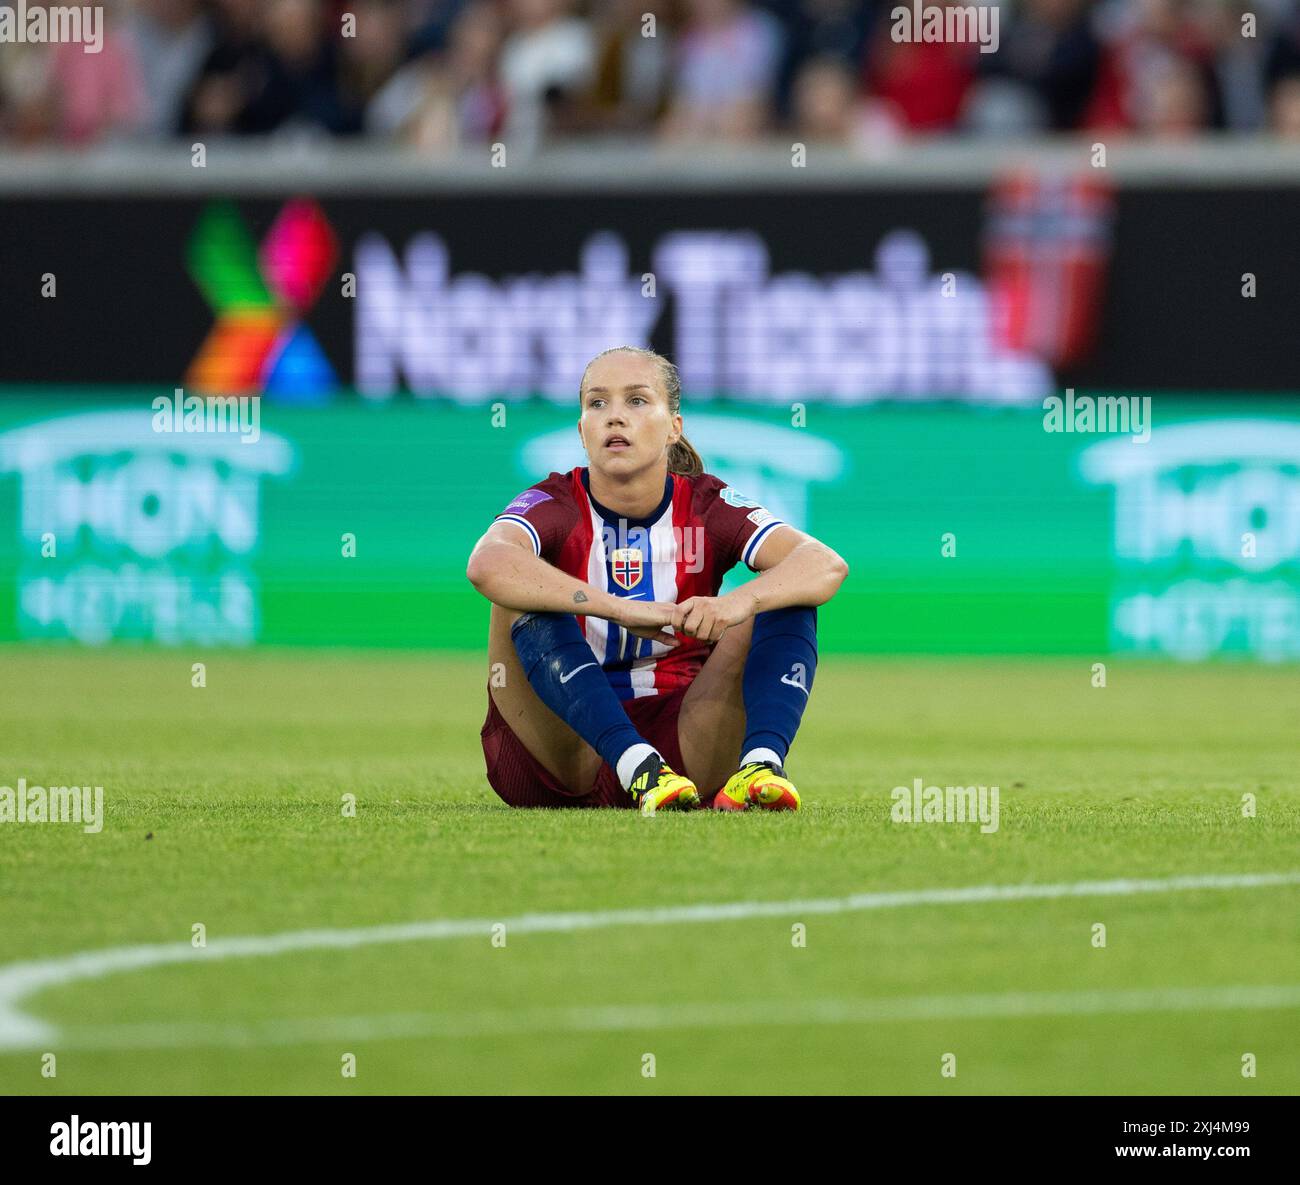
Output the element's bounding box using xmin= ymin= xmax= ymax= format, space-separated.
xmin=466 ymin=346 xmax=848 ymax=814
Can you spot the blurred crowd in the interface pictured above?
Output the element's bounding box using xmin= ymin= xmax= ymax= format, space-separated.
xmin=4 ymin=0 xmax=1300 ymax=151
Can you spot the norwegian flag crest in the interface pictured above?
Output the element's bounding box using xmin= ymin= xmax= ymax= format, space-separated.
xmin=610 ymin=548 xmax=643 ymax=591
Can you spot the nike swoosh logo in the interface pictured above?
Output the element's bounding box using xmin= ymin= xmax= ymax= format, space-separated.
xmin=780 ymin=673 xmax=809 ymax=696
xmin=560 ymin=662 xmax=597 ymax=684
xmin=622 ymin=592 xmax=645 ymax=599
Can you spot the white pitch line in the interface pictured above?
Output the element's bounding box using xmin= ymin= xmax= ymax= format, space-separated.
xmin=1 ymin=871 xmax=1297 ymax=1052
xmin=45 ymin=984 xmax=1300 ymax=1052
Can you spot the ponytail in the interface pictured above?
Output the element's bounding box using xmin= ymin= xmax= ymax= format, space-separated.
xmin=668 ymin=433 xmax=704 ymax=477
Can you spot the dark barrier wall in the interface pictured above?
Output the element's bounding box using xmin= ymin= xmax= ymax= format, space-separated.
xmin=1 ymin=183 xmax=1297 ymax=394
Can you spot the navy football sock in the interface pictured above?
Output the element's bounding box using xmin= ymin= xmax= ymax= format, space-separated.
xmin=739 ymin=606 xmax=818 ymax=767
xmin=510 ymin=612 xmax=651 ymax=777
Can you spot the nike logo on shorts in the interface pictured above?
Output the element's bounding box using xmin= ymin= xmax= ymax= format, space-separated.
xmin=780 ymin=672 xmax=809 ymax=696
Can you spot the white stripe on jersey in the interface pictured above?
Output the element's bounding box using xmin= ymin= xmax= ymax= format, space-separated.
xmin=583 ymin=501 xmax=609 ymax=659
xmin=629 ymin=500 xmax=680 ymax=698
xmin=743 ymin=519 xmax=786 ymax=570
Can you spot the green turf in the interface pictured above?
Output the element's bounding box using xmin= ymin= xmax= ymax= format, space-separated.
xmin=0 ymin=648 xmax=1296 ymax=1095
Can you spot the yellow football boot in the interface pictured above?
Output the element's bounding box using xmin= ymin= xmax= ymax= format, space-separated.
xmin=713 ymin=761 xmax=801 ymax=812
xmin=629 ymin=758 xmax=701 ymax=816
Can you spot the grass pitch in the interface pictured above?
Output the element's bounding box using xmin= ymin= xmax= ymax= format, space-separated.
xmin=0 ymin=648 xmax=1297 ymax=1095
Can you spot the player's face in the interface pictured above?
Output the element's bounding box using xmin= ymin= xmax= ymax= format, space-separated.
xmin=578 ymin=355 xmax=682 ymax=477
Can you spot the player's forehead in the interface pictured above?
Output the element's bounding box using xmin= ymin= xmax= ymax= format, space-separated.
xmin=581 ymin=352 xmax=663 ymax=400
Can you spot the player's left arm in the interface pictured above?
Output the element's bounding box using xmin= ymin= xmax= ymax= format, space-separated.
xmin=674 ymin=526 xmax=848 ymax=642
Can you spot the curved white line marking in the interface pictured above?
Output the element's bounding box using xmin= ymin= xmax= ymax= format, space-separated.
xmin=2 ymin=871 xmax=1297 ymax=1051
xmin=48 ymin=984 xmax=1300 ymax=1051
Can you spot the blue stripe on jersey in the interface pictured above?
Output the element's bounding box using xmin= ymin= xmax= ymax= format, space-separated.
xmin=599 ymin=521 xmax=655 ymax=701
xmin=580 ymin=471 xmax=674 ymax=700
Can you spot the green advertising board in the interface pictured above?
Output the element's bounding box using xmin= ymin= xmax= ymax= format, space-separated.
xmin=1 ymin=391 xmax=1297 ymax=659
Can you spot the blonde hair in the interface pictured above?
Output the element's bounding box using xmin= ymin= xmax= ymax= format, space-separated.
xmin=579 ymin=346 xmax=705 ymax=477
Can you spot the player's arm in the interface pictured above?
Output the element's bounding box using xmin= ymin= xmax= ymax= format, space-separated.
xmin=466 ymin=523 xmax=677 ymax=646
xmin=738 ymin=525 xmax=848 ymax=613
xmin=674 ymin=526 xmax=848 ymax=642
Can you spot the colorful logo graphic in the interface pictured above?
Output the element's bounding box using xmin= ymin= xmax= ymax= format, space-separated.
xmin=186 ymin=199 xmax=338 ymax=402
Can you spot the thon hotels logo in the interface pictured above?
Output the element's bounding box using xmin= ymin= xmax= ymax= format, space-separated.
xmin=0 ymin=410 xmax=295 ymax=645
xmin=1080 ymin=419 xmax=1300 ymax=661
xmin=186 ymin=199 xmax=338 ymax=403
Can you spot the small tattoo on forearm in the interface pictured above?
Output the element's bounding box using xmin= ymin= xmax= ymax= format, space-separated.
xmin=573 ymin=590 xmax=589 ymax=604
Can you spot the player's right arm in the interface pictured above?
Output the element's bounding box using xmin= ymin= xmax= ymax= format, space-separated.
xmin=466 ymin=523 xmax=677 ymax=646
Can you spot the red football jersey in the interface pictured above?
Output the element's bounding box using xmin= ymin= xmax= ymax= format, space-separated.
xmin=493 ymin=467 xmax=786 ymax=700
